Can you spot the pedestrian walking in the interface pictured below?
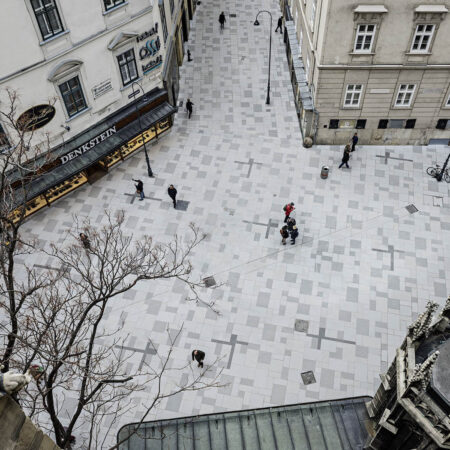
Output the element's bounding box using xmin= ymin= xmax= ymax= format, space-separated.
xmin=280 ymin=225 xmax=289 ymax=245
xmin=275 ymin=16 xmax=283 ymax=33
xmin=283 ymin=202 xmax=295 ymax=222
xmin=186 ymin=98 xmax=194 ymax=119
xmin=79 ymin=233 xmax=91 ymax=251
xmin=192 ymin=349 xmax=205 ymax=368
xmin=351 ymin=132 xmax=358 ymax=152
xmin=338 ymin=145 xmax=351 ymax=169
xmin=219 ymin=12 xmax=226 ymax=29
xmin=133 ymin=178 xmax=145 ymax=200
xmin=187 ymin=49 xmax=192 ymax=61
xmin=168 ymin=184 xmax=177 ymax=208
xmin=286 ymin=216 xmax=296 ymax=232
xmin=290 ymin=225 xmax=299 ymax=245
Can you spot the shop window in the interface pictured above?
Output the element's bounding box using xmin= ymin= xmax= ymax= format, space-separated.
xmin=31 ymin=0 xmax=64 ymax=41
xmin=405 ymin=119 xmax=416 ymax=129
xmin=410 ymin=24 xmax=435 ymax=53
xmin=0 ymin=123 xmax=10 ymax=152
xmin=59 ymin=76 xmax=88 ymax=118
xmin=395 ymin=84 xmax=416 ymax=107
xmin=117 ymin=49 xmax=138 ymax=87
xmin=378 ymin=119 xmax=388 ymax=129
xmin=329 ymin=119 xmax=339 ymax=129
xmin=356 ymin=119 xmax=367 ymax=129
xmin=436 ymin=119 xmax=449 ymax=130
xmin=344 ymin=84 xmax=363 ymax=107
xmin=104 ymin=0 xmax=125 ymax=11
xmin=159 ymin=0 xmax=168 ymax=43
xmin=354 ymin=24 xmax=376 ymax=52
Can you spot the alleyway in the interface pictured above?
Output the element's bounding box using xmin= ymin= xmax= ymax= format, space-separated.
xmin=21 ymin=0 xmax=450 ymax=445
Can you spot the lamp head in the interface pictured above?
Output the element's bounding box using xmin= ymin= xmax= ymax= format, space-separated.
xmin=254 ymin=19 xmax=260 ymax=26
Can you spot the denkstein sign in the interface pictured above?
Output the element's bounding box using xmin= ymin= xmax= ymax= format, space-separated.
xmin=60 ymin=126 xmax=117 ymax=164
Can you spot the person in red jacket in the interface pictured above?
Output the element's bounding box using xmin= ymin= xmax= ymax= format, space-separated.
xmin=284 ymin=202 xmax=295 ymax=222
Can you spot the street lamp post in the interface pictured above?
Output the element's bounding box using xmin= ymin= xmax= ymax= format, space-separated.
xmin=254 ymin=10 xmax=273 ymax=105
xmin=436 ymin=151 xmax=450 ymax=182
xmin=131 ymin=81 xmax=154 ymax=178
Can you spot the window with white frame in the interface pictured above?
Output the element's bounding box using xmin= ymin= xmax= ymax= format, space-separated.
xmin=411 ymin=24 xmax=435 ymax=53
xmin=117 ymin=49 xmax=138 ymax=86
xmin=344 ymin=84 xmax=363 ymax=107
xmin=104 ymin=0 xmax=126 ymax=11
xmin=354 ymin=24 xmax=376 ymax=52
xmin=30 ymin=0 xmax=64 ymax=41
xmin=310 ymin=0 xmax=316 ymax=29
xmin=59 ymin=76 xmax=88 ymax=118
xmin=395 ymin=84 xmax=416 ymax=107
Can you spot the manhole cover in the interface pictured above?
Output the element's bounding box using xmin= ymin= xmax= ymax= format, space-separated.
xmin=405 ymin=204 xmax=418 ymax=214
xmin=294 ymin=319 xmax=309 ymax=333
xmin=203 ymin=276 xmax=216 ymax=287
xmin=301 ymin=371 xmax=316 ymax=385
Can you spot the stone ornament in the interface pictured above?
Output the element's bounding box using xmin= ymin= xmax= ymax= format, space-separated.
xmin=408 ymin=300 xmax=439 ymax=341
xmin=0 ymin=366 xmax=32 ymax=395
xmin=409 ymin=350 xmax=440 ymax=391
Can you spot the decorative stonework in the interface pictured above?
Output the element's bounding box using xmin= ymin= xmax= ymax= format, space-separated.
xmin=410 ymin=350 xmax=440 ymax=391
xmin=408 ymin=301 xmax=439 ymax=342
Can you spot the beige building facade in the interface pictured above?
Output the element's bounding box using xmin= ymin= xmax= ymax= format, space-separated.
xmin=282 ymin=0 xmax=450 ymax=145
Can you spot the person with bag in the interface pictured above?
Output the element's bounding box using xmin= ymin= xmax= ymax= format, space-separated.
xmin=338 ymin=145 xmax=351 ymax=169
xmin=283 ymin=202 xmax=295 ymax=222
xmin=280 ymin=226 xmax=289 ymax=245
xmin=133 ymin=178 xmax=145 ymax=200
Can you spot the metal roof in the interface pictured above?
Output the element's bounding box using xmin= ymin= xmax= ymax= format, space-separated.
xmin=117 ymin=396 xmax=372 ymax=450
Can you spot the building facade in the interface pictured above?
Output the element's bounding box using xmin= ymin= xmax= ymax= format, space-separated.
xmin=282 ymin=0 xmax=450 ymax=145
xmin=0 ymin=0 xmax=195 ymax=222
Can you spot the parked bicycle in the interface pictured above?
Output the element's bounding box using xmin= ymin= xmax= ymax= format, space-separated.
xmin=426 ymin=164 xmax=450 ymax=182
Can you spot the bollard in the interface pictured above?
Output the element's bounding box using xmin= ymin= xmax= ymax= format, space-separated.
xmin=320 ymin=166 xmax=329 ymax=179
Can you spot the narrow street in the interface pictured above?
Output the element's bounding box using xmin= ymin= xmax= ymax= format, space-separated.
xmin=21 ymin=0 xmax=450 ymax=444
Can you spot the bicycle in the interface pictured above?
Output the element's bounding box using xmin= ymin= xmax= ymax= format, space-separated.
xmin=426 ymin=164 xmax=450 ymax=182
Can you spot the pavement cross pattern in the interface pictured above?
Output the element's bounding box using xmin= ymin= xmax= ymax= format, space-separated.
xmin=19 ymin=0 xmax=450 ymax=445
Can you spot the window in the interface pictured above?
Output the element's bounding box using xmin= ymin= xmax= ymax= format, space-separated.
xmin=378 ymin=119 xmax=388 ymax=129
xmin=354 ymin=24 xmax=376 ymax=52
xmin=378 ymin=119 xmax=417 ymax=129
xmin=159 ymin=2 xmax=168 ymax=43
xmin=169 ymin=0 xmax=174 ymax=15
xmin=446 ymin=95 xmax=450 ymax=107
xmin=299 ymin=30 xmax=303 ymax=51
xmin=411 ymin=24 xmax=435 ymax=52
xmin=356 ymin=119 xmax=367 ymax=129
xmin=117 ymin=49 xmax=138 ymax=86
xmin=395 ymin=84 xmax=416 ymax=107
xmin=0 ymin=123 xmax=10 ymax=151
xmin=310 ymin=0 xmax=316 ymax=29
xmin=329 ymin=119 xmax=339 ymax=129
xmin=405 ymin=119 xmax=416 ymax=129
xmin=344 ymin=84 xmax=363 ymax=107
xmin=104 ymin=0 xmax=125 ymax=11
xmin=31 ymin=0 xmax=64 ymax=40
xmin=436 ymin=119 xmax=450 ymax=130
xmin=305 ymin=55 xmax=310 ymax=82
xmin=59 ymin=76 xmax=87 ymax=118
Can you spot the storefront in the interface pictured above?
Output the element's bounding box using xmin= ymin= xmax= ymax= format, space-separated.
xmin=8 ymin=88 xmax=177 ymax=223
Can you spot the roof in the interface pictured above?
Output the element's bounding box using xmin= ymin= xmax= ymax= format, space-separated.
xmin=117 ymin=396 xmax=372 ymax=449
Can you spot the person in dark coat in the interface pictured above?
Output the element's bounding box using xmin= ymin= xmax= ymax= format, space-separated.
xmin=219 ymin=12 xmax=226 ymax=29
xmin=351 ymin=133 xmax=358 ymax=152
xmin=168 ymin=184 xmax=177 ymax=208
xmin=186 ymin=99 xmax=194 ymax=119
xmin=338 ymin=145 xmax=351 ymax=169
xmin=192 ymin=349 xmax=205 ymax=368
xmin=286 ymin=216 xmax=296 ymax=232
xmin=280 ymin=226 xmax=289 ymax=245
xmin=290 ymin=225 xmax=299 ymax=245
xmin=79 ymin=233 xmax=91 ymax=251
xmin=275 ymin=16 xmax=283 ymax=33
xmin=133 ymin=179 xmax=145 ymax=200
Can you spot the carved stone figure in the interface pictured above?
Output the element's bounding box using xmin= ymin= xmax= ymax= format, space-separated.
xmin=408 ymin=301 xmax=439 ymax=341
xmin=0 ymin=366 xmax=32 ymax=395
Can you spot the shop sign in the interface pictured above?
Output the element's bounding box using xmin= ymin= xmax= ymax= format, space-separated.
xmin=142 ymin=55 xmax=163 ymax=74
xmin=136 ymin=24 xmax=159 ymax=42
xmin=60 ymin=126 xmax=117 ymax=164
xmin=139 ymin=36 xmax=161 ymax=60
xmin=92 ymin=80 xmax=113 ymax=99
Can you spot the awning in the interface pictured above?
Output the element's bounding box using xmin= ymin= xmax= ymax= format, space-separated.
xmin=13 ymin=101 xmax=177 ymax=206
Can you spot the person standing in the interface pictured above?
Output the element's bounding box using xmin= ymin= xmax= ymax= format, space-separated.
xmin=280 ymin=226 xmax=289 ymax=245
xmin=290 ymin=225 xmax=299 ymax=245
xmin=168 ymin=184 xmax=177 ymax=208
xmin=338 ymin=145 xmax=351 ymax=169
xmin=192 ymin=349 xmax=205 ymax=368
xmin=275 ymin=16 xmax=283 ymax=33
xmin=351 ymin=132 xmax=358 ymax=152
xmin=283 ymin=202 xmax=295 ymax=223
xmin=79 ymin=233 xmax=91 ymax=251
xmin=133 ymin=179 xmax=145 ymax=200
xmin=186 ymin=98 xmax=194 ymax=119
xmin=219 ymin=12 xmax=226 ymax=29
xmin=286 ymin=216 xmax=296 ymax=232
